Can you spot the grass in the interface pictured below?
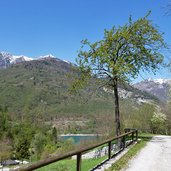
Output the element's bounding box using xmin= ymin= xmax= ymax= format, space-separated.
xmin=36 ymin=155 xmax=107 ymax=171
xmin=22 ymin=134 xmax=154 ymax=171
xmin=138 ymin=132 xmax=156 ymax=138
xmin=107 ymin=136 xmax=152 ymax=171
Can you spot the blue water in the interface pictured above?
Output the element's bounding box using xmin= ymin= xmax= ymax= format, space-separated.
xmin=60 ymin=135 xmax=99 ymax=144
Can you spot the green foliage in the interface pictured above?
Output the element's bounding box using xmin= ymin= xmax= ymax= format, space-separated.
xmin=0 ymin=59 xmax=75 ymax=119
xmin=150 ymin=112 xmax=167 ymax=134
xmin=0 ymin=106 xmax=9 ymax=138
xmin=57 ymin=138 xmax=75 ymax=154
xmin=40 ymin=143 xmax=56 ymax=159
xmin=75 ymin=12 xmax=167 ymax=135
xmin=77 ymin=12 xmax=166 ymax=84
xmin=107 ymin=137 xmax=151 ymax=171
xmin=52 ymin=127 xmax=58 ymax=144
xmin=0 ymin=140 xmax=12 ymax=162
xmin=31 ymin=132 xmax=47 ymax=156
xmin=121 ymin=103 xmax=155 ymax=131
xmin=15 ymin=136 xmax=30 ymax=160
xmin=36 ymin=156 xmax=107 ymax=171
xmin=12 ymin=122 xmax=37 ymax=160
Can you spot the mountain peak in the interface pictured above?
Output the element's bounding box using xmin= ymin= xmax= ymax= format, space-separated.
xmin=0 ymin=51 xmax=12 ymax=56
xmin=0 ymin=51 xmax=76 ymax=70
xmin=147 ymin=78 xmax=171 ymax=85
xmin=134 ymin=78 xmax=171 ymax=102
xmin=39 ymin=54 xmax=56 ymax=59
xmin=12 ymin=55 xmax=33 ymax=63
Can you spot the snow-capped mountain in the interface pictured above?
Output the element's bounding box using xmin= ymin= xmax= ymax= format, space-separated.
xmin=1 ymin=51 xmax=170 ymax=102
xmin=0 ymin=52 xmax=33 ymax=68
xmin=38 ymin=54 xmax=56 ymax=59
xmin=147 ymin=78 xmax=171 ymax=85
xmin=0 ymin=52 xmax=11 ymax=68
xmin=38 ymin=54 xmax=75 ymax=64
xmin=0 ymin=51 xmax=72 ymax=69
xmin=134 ymin=78 xmax=171 ymax=102
xmin=12 ymin=55 xmax=33 ymax=64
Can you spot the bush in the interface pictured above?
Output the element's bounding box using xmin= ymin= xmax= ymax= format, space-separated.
xmin=150 ymin=112 xmax=167 ymax=134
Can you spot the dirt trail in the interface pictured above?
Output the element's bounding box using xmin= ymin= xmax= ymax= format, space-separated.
xmin=125 ymin=135 xmax=171 ymax=171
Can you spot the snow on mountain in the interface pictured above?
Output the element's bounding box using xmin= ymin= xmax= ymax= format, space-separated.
xmin=12 ymin=55 xmax=33 ymax=64
xmin=147 ymin=78 xmax=171 ymax=85
xmin=38 ymin=54 xmax=56 ymax=59
xmin=0 ymin=52 xmax=34 ymax=68
xmin=134 ymin=78 xmax=171 ymax=102
xmin=37 ymin=54 xmax=74 ymax=65
xmin=1 ymin=51 xmax=12 ymax=58
xmin=1 ymin=51 xmax=170 ymax=103
xmin=0 ymin=51 xmax=74 ymax=69
xmin=38 ymin=54 xmax=69 ymax=63
xmin=63 ymin=60 xmax=70 ymax=64
xmin=0 ymin=52 xmax=11 ymax=68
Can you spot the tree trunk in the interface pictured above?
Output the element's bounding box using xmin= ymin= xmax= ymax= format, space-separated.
xmin=113 ymin=77 xmax=121 ymax=136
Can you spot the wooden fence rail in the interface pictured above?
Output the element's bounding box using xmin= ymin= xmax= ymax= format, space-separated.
xmin=14 ymin=129 xmax=138 ymax=171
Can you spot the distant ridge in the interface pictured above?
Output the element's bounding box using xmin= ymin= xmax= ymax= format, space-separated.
xmin=134 ymin=78 xmax=171 ymax=102
xmin=0 ymin=51 xmax=71 ymax=69
xmin=0 ymin=54 xmax=160 ymax=117
xmin=0 ymin=51 xmax=33 ymax=69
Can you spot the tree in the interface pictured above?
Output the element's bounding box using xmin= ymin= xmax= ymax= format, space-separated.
xmin=75 ymin=12 xmax=167 ymax=136
xmin=15 ymin=136 xmax=30 ymax=161
xmin=52 ymin=127 xmax=58 ymax=144
xmin=0 ymin=106 xmax=9 ymax=138
xmin=150 ymin=112 xmax=167 ymax=134
xmin=31 ymin=132 xmax=47 ymax=159
xmin=0 ymin=142 xmax=12 ymax=165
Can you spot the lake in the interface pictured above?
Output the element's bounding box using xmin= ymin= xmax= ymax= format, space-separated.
xmin=59 ymin=134 xmax=100 ymax=144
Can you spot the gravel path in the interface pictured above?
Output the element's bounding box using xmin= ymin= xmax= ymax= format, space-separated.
xmin=125 ymin=135 xmax=171 ymax=171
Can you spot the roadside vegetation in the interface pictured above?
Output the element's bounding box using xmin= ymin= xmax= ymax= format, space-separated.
xmin=107 ymin=135 xmax=153 ymax=171
xmin=1 ymin=100 xmax=171 ymax=166
xmin=36 ymin=156 xmax=107 ymax=171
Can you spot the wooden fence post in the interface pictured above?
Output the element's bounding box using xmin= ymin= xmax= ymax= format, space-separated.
xmin=77 ymin=153 xmax=82 ymax=171
xmin=136 ymin=130 xmax=138 ymax=141
xmin=122 ymin=135 xmax=125 ymax=149
xmin=108 ymin=141 xmax=111 ymax=159
xmin=131 ymin=132 xmax=134 ymax=142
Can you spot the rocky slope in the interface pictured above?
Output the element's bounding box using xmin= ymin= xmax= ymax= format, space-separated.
xmin=134 ymin=78 xmax=171 ymax=102
xmin=0 ymin=51 xmax=33 ymax=68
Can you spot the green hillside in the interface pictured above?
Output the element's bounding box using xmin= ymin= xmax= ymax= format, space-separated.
xmin=1 ymin=58 xmax=170 ymax=163
xmin=1 ymin=59 xmax=163 ymax=137
xmin=0 ymin=57 xmax=158 ymax=118
xmin=0 ymin=58 xmax=112 ymax=119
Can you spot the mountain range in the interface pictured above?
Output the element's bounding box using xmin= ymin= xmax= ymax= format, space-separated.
xmin=0 ymin=52 xmax=33 ymax=68
xmin=134 ymin=78 xmax=171 ymax=102
xmin=0 ymin=51 xmax=73 ymax=69
xmin=0 ymin=51 xmax=170 ymax=118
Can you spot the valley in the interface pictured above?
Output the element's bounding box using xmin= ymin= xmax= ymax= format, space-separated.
xmin=0 ymin=52 xmax=171 ymax=169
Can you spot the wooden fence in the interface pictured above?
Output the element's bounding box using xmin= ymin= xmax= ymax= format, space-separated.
xmin=14 ymin=129 xmax=138 ymax=171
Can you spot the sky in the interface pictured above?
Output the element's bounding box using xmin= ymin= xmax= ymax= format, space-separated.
xmin=0 ymin=0 xmax=171 ymax=82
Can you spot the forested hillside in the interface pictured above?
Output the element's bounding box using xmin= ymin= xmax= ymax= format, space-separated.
xmin=0 ymin=57 xmax=158 ymax=121
xmin=0 ymin=57 xmax=170 ymax=162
